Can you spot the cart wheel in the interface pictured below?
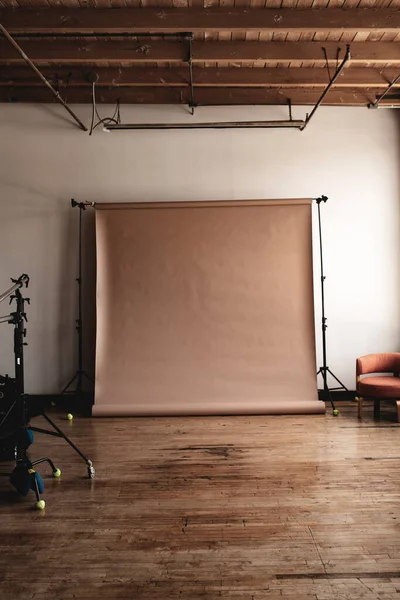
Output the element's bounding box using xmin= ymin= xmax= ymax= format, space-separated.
xmin=88 ymin=465 xmax=95 ymax=479
xmin=36 ymin=500 xmax=46 ymax=510
xmin=333 ymin=409 xmax=339 ymax=416
xmin=53 ymin=468 xmax=61 ymax=478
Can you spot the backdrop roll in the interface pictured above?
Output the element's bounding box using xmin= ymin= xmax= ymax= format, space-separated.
xmin=94 ymin=199 xmax=324 ymax=416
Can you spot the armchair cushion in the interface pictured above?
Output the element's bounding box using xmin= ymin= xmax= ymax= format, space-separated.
xmin=357 ymin=376 xmax=400 ymax=398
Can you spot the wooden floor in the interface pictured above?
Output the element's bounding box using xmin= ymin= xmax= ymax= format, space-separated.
xmin=1 ymin=402 xmax=400 ymax=599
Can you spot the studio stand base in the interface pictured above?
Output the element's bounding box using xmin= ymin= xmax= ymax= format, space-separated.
xmin=61 ymin=370 xmax=94 ymax=399
xmin=1 ymin=412 xmax=95 ymax=510
xmin=0 ymin=414 xmax=95 ymax=510
xmin=317 ymin=366 xmax=348 ymax=415
xmin=30 ymin=411 xmax=95 ymax=480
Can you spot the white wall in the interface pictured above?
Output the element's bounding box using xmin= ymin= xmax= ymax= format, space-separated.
xmin=0 ymin=103 xmax=399 ymax=394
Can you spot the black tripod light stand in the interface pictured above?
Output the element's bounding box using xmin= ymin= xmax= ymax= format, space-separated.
xmin=61 ymin=199 xmax=95 ymax=402
xmin=315 ymin=196 xmax=348 ymax=415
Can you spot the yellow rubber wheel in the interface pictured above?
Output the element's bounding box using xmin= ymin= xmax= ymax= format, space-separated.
xmin=333 ymin=409 xmax=339 ymax=416
xmin=53 ymin=469 xmax=61 ymax=478
xmin=36 ymin=500 xmax=46 ymax=510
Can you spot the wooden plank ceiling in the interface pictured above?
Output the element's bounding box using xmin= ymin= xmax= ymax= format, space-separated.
xmin=0 ymin=1 xmax=400 ymax=106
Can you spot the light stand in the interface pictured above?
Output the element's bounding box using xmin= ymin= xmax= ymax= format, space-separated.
xmin=0 ymin=274 xmax=95 ymax=510
xmin=315 ymin=196 xmax=348 ymax=415
xmin=61 ymin=199 xmax=95 ymax=404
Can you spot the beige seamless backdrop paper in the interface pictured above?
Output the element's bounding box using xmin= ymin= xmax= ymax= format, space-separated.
xmin=93 ymin=199 xmax=324 ymax=416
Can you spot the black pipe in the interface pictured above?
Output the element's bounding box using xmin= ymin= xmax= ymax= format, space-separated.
xmin=369 ymin=73 xmax=400 ymax=108
xmin=302 ymin=45 xmax=351 ymax=130
xmin=187 ymin=33 xmax=196 ymax=114
xmin=9 ymin=32 xmax=190 ymax=39
xmin=0 ymin=23 xmax=87 ymax=131
xmin=105 ymin=119 xmax=306 ymax=131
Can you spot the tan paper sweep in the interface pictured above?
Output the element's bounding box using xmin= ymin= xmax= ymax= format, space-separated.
xmin=94 ymin=199 xmax=323 ymax=416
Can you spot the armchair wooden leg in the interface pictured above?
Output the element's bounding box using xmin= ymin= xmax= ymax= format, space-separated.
xmin=396 ymin=401 xmax=400 ymax=423
xmin=357 ymin=397 xmax=363 ymax=420
xmin=374 ymin=399 xmax=381 ymax=420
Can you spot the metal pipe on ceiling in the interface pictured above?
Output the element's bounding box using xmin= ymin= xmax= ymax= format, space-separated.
xmin=99 ymin=46 xmax=351 ymax=133
xmin=301 ymin=44 xmax=351 ymax=130
xmin=1 ymin=23 xmax=355 ymax=131
xmin=186 ymin=33 xmax=196 ymax=115
xmin=371 ymin=102 xmax=400 ymax=108
xmin=368 ymin=73 xmax=400 ymax=109
xmin=0 ymin=22 xmax=88 ymax=132
xmin=104 ymin=119 xmax=306 ymax=131
xmin=10 ymin=32 xmax=190 ymax=39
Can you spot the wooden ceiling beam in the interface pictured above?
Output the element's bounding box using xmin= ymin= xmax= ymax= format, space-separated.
xmin=1 ymin=40 xmax=400 ymax=64
xmin=2 ymin=66 xmax=400 ymax=89
xmin=1 ymin=8 xmax=400 ymax=34
xmin=0 ymin=85 xmax=388 ymax=105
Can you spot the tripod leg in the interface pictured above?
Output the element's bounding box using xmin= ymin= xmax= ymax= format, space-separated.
xmin=82 ymin=371 xmax=94 ymax=384
xmin=326 ymin=368 xmax=349 ymax=392
xmin=320 ymin=367 xmax=337 ymax=413
xmin=32 ymin=457 xmax=56 ymax=471
xmin=31 ymin=457 xmax=61 ymax=477
xmin=40 ymin=413 xmax=95 ymax=478
xmin=0 ymin=401 xmax=17 ymax=434
xmin=31 ymin=473 xmax=41 ymax=503
xmin=61 ymin=372 xmax=79 ymax=394
xmin=31 ymin=472 xmax=45 ymax=510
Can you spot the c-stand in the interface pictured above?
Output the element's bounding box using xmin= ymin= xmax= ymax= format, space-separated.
xmin=0 ymin=274 xmax=95 ymax=510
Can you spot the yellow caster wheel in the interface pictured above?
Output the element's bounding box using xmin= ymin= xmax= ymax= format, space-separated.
xmin=67 ymin=413 xmax=73 ymax=421
xmin=53 ymin=468 xmax=61 ymax=478
xmin=36 ymin=500 xmax=46 ymax=510
xmin=333 ymin=409 xmax=339 ymax=416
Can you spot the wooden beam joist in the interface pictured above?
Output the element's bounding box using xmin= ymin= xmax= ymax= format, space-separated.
xmin=0 ymin=85 xmax=389 ymax=106
xmin=1 ymin=40 xmax=400 ymax=64
xmin=2 ymin=66 xmax=400 ymax=89
xmin=1 ymin=8 xmax=400 ymax=34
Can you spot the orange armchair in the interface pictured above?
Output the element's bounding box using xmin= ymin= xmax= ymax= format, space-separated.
xmin=356 ymin=353 xmax=400 ymax=421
